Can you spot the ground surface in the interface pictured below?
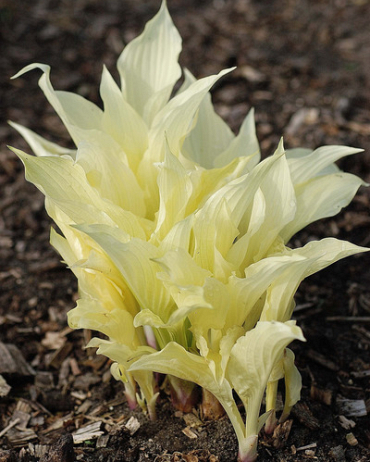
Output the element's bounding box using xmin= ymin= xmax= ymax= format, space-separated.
xmin=1 ymin=0 xmax=370 ymax=461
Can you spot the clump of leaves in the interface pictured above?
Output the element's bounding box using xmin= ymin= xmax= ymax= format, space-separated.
xmin=10 ymin=2 xmax=367 ymax=460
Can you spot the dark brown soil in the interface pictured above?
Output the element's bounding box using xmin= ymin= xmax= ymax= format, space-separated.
xmin=1 ymin=1 xmax=370 ymax=461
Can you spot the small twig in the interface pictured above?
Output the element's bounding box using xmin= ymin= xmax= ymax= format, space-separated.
xmin=25 ymin=398 xmax=53 ymax=417
xmin=306 ymin=349 xmax=339 ymax=371
xmin=352 ymin=325 xmax=370 ymax=340
xmin=296 ymin=442 xmax=317 ymax=451
xmin=0 ymin=418 xmax=20 ymax=438
xmin=294 ymin=302 xmax=315 ymax=313
xmin=84 ymin=415 xmax=115 ymax=425
xmin=326 ymin=316 xmax=370 ymax=322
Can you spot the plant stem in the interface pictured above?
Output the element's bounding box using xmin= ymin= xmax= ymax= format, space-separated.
xmin=168 ymin=375 xmax=200 ymax=412
xmin=237 ymin=435 xmax=258 ymax=462
xmin=264 ymin=381 xmax=278 ymax=434
xmin=201 ymin=389 xmax=225 ymax=420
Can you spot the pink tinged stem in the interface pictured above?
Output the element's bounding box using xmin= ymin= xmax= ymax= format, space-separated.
xmin=237 ymin=435 xmax=258 ymax=462
xmin=123 ymin=373 xmax=138 ymax=410
xmin=264 ymin=381 xmax=278 ymax=434
xmin=168 ymin=375 xmax=200 ymax=413
xmin=147 ymin=392 xmax=159 ymax=421
xmin=124 ymin=388 xmax=138 ymax=410
xmin=264 ymin=410 xmax=277 ymax=434
xmin=143 ymin=325 xmax=157 ymax=349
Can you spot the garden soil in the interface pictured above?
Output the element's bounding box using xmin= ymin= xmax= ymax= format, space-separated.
xmin=1 ymin=1 xmax=370 ymax=461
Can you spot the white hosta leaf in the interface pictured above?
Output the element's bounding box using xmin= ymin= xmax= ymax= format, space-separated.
xmin=129 ymin=342 xmax=236 ymax=410
xmin=92 ymin=338 xmax=156 ymax=412
xmin=199 ymin=142 xmax=284 ymax=244
xmin=214 ymin=109 xmax=260 ymax=169
xmin=183 ymin=155 xmax=255 ymax=218
xmin=226 ymin=188 xmax=266 ymax=272
xmin=134 ymin=301 xmax=203 ymax=330
xmin=50 ymin=227 xmax=83 ymax=266
xmin=8 ymin=121 xmax=76 ymax=159
xmin=178 ymin=73 xmax=260 ymax=171
xmin=290 ymin=237 xmax=369 ymax=276
xmin=149 ymin=68 xmax=235 ymax=159
xmin=191 ymin=176 xmax=251 ymax=276
xmin=219 ymin=326 xmax=245 ymax=380
xmin=75 ymin=132 xmax=146 ymax=217
xmin=155 ymin=249 xmax=226 ymax=330
xmin=281 ymin=348 xmax=302 ymax=421
xmin=49 ymin=210 xmax=107 ymax=259
xmin=223 ymin=149 xmax=291 ymax=272
xmin=157 ymin=215 xmax=194 ymax=253
xmin=281 ymin=172 xmax=365 ymax=242
xmin=69 ymin=301 xmax=136 ymax=344
xmin=230 ymin=147 xmax=295 ymax=266
xmin=129 ymin=342 xmax=212 ymax=383
xmin=72 ymin=262 xmax=126 ymax=310
xmin=261 ymin=237 xmax=369 ymax=322
xmin=225 ymin=254 xmax=307 ymax=331
xmin=12 ymin=64 xmax=103 ymax=146
xmin=87 ymin=337 xmax=154 ymax=367
xmin=193 ymin=197 xmax=238 ymax=279
xmin=13 ymin=149 xmax=148 ymax=237
xmin=154 ymin=150 xmax=193 ymax=240
xmin=77 ymin=255 xmax=140 ymax=319
xmin=117 ymin=0 xmax=182 ymax=121
xmin=287 ymin=145 xmax=363 ymax=183
xmin=187 ymin=278 xmax=230 ymax=333
xmin=88 ymin=338 xmax=134 ymax=366
xmin=181 ymin=69 xmax=235 ymax=168
xmin=228 ymin=321 xmax=305 ymax=421
xmin=14 ymin=149 xmax=101 ymax=210
xmin=92 ymin=336 xmax=157 ymax=417
xmin=129 ymin=343 xmax=247 ymax=442
xmin=155 ymin=248 xmax=212 ymax=287
xmin=286 ymin=147 xmax=342 ymax=177
xmin=51 ymin=227 xmax=141 ymax=322
xmin=247 ymin=150 xmax=295 ymax=261
xmin=137 ymin=68 xmax=234 ymax=219
xmin=260 ymin=257 xmax=318 ymax=323
xmin=75 ymin=225 xmax=173 ymax=323
xmin=100 ymin=65 xmax=148 ymax=167
xmin=268 ymin=357 xmax=285 ymax=384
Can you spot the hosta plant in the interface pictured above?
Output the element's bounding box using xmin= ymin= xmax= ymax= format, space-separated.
xmin=10 ymin=1 xmax=368 ymax=461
